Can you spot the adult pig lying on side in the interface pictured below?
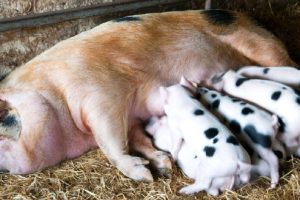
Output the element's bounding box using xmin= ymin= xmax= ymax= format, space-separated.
xmin=0 ymin=9 xmax=296 ymax=180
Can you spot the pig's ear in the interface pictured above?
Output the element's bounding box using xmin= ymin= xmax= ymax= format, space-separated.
xmin=159 ymin=86 xmax=168 ymax=103
xmin=180 ymin=76 xmax=197 ymax=94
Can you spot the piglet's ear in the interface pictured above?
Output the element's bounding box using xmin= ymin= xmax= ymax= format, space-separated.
xmin=180 ymin=76 xmax=197 ymax=94
xmin=159 ymin=86 xmax=168 ymax=104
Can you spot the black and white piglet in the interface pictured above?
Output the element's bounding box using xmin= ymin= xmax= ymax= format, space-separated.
xmin=238 ymin=66 xmax=300 ymax=87
xmin=210 ymin=70 xmax=300 ymax=156
xmin=146 ymin=116 xmax=235 ymax=196
xmin=158 ymin=77 xmax=251 ymax=195
xmin=197 ymin=87 xmax=280 ymax=187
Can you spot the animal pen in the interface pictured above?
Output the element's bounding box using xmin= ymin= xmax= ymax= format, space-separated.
xmin=0 ymin=0 xmax=300 ymax=199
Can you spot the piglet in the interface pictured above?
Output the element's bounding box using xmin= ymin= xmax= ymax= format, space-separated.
xmin=197 ymin=87 xmax=280 ymax=187
xmin=209 ymin=70 xmax=300 ymax=156
xmin=146 ymin=116 xmax=235 ymax=196
xmin=237 ymin=66 xmax=300 ymax=87
xmin=158 ymin=77 xmax=251 ymax=195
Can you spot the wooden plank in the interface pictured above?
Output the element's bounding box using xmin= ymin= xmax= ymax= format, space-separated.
xmin=0 ymin=0 xmax=191 ymax=32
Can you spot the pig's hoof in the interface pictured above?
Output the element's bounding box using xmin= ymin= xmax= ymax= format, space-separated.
xmin=150 ymin=151 xmax=172 ymax=176
xmin=118 ymin=155 xmax=153 ymax=182
xmin=270 ymin=182 xmax=278 ymax=188
xmin=207 ymin=188 xmax=219 ymax=196
xmin=157 ymin=167 xmax=172 ymax=178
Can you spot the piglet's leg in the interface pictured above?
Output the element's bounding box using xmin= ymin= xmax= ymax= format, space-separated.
xmin=256 ymin=147 xmax=279 ymax=188
xmin=129 ymin=123 xmax=172 ymax=177
xmin=179 ymin=177 xmax=212 ymax=195
xmin=83 ymin=98 xmax=153 ymax=182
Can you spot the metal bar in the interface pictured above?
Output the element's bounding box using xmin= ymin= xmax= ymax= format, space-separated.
xmin=0 ymin=0 xmax=191 ymax=32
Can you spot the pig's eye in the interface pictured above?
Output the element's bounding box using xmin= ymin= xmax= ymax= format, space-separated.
xmin=0 ymin=109 xmax=8 ymax=120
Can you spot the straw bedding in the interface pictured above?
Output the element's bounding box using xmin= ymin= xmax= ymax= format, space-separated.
xmin=1 ymin=1 xmax=300 ymax=199
xmin=0 ymin=149 xmax=299 ymax=199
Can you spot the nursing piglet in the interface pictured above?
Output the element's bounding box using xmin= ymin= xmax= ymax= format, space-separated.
xmin=197 ymin=87 xmax=280 ymax=187
xmin=146 ymin=116 xmax=235 ymax=196
xmin=237 ymin=66 xmax=300 ymax=87
xmin=159 ymin=77 xmax=251 ymax=195
xmin=210 ymin=70 xmax=300 ymax=156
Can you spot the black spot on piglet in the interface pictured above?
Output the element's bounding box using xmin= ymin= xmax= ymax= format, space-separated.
xmin=194 ymin=109 xmax=204 ymax=115
xmin=236 ymin=78 xmax=249 ymax=87
xmin=213 ymin=138 xmax=218 ymax=144
xmin=211 ymin=93 xmax=217 ymax=98
xmin=263 ymin=68 xmax=270 ymax=74
xmin=273 ymin=150 xmax=284 ymax=159
xmin=241 ymin=107 xmax=254 ymax=115
xmin=277 ymin=117 xmax=286 ymax=133
xmin=226 ymin=136 xmax=239 ymax=145
xmin=204 ymin=146 xmax=216 ymax=157
xmin=271 ymin=91 xmax=281 ymax=101
xmin=204 ymin=128 xmax=219 ymax=139
xmin=229 ymin=120 xmax=241 ymax=134
xmin=243 ymin=125 xmax=272 ymax=148
xmin=211 ymin=99 xmax=220 ymax=109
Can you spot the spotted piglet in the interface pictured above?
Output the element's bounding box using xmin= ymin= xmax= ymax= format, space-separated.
xmin=210 ymin=70 xmax=300 ymax=156
xmin=237 ymin=66 xmax=300 ymax=87
xmin=159 ymin=77 xmax=251 ymax=195
xmin=146 ymin=116 xmax=235 ymax=196
xmin=197 ymin=87 xmax=280 ymax=187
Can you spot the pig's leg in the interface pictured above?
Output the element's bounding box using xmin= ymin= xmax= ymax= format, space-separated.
xmin=84 ymin=98 xmax=153 ymax=182
xmin=129 ymin=123 xmax=172 ymax=177
xmin=211 ymin=17 xmax=296 ymax=66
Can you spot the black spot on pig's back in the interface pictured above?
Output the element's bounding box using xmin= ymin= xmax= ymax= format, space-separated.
xmin=114 ymin=16 xmax=140 ymax=22
xmin=202 ymin=10 xmax=236 ymax=26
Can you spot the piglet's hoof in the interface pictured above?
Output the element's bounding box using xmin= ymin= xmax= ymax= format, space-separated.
xmin=117 ymin=155 xmax=153 ymax=182
xmin=178 ymin=185 xmax=200 ymax=195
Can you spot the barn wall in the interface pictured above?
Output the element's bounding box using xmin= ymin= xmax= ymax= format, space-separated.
xmin=0 ymin=0 xmax=196 ymax=73
xmin=0 ymin=0 xmax=116 ymax=19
